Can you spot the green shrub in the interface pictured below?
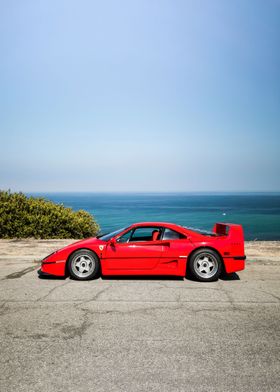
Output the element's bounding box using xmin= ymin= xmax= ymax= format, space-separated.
xmin=0 ymin=190 xmax=100 ymax=239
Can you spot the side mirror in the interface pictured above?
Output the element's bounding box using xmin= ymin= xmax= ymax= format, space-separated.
xmin=109 ymin=238 xmax=116 ymax=246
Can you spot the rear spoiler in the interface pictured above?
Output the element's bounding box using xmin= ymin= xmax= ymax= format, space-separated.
xmin=213 ymin=223 xmax=244 ymax=241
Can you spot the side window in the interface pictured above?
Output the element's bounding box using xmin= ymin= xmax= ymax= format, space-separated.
xmin=130 ymin=227 xmax=161 ymax=242
xmin=116 ymin=229 xmax=133 ymax=243
xmin=162 ymin=228 xmax=185 ymax=240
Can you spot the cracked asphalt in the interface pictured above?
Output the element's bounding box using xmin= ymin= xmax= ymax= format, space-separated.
xmin=0 ymin=240 xmax=280 ymax=392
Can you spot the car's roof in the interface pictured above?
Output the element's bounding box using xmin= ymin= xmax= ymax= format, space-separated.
xmin=129 ymin=222 xmax=184 ymax=230
xmin=127 ymin=222 xmax=213 ymax=238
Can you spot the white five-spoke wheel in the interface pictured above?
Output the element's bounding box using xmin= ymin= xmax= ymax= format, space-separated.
xmin=189 ymin=249 xmax=222 ymax=282
xmin=68 ymin=249 xmax=100 ymax=280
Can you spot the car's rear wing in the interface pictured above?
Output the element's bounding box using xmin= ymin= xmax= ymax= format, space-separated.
xmin=213 ymin=223 xmax=244 ymax=241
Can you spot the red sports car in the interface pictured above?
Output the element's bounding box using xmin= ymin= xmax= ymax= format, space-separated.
xmin=38 ymin=222 xmax=246 ymax=282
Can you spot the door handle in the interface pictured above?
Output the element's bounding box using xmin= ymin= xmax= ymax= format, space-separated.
xmin=160 ymin=241 xmax=170 ymax=247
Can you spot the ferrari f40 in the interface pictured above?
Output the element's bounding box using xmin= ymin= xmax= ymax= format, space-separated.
xmin=38 ymin=222 xmax=246 ymax=282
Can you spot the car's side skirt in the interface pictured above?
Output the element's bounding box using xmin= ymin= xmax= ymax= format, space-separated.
xmin=101 ymin=257 xmax=186 ymax=276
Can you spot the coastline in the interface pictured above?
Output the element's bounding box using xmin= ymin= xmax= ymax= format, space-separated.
xmin=1 ymin=239 xmax=279 ymax=264
xmin=26 ymin=193 xmax=280 ymax=241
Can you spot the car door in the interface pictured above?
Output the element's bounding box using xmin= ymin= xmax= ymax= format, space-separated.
xmin=103 ymin=226 xmax=164 ymax=270
xmin=159 ymin=228 xmax=195 ymax=275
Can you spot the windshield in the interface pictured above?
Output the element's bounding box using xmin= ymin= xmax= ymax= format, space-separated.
xmin=98 ymin=228 xmax=126 ymax=242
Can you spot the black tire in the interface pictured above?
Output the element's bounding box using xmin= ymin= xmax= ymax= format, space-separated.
xmin=188 ymin=248 xmax=222 ymax=282
xmin=68 ymin=249 xmax=100 ymax=280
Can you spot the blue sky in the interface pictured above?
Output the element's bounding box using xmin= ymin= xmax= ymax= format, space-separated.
xmin=0 ymin=0 xmax=279 ymax=192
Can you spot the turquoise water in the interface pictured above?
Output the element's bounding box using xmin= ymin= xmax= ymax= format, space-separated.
xmin=28 ymin=193 xmax=280 ymax=240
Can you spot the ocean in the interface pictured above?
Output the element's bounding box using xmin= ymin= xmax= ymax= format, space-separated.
xmin=28 ymin=193 xmax=280 ymax=241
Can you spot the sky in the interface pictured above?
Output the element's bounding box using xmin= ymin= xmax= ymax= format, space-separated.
xmin=0 ymin=0 xmax=280 ymax=192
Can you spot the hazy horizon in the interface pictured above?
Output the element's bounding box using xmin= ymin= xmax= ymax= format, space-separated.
xmin=1 ymin=0 xmax=280 ymax=192
xmin=24 ymin=190 xmax=280 ymax=195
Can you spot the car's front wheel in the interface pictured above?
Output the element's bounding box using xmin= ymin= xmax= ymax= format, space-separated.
xmin=68 ymin=249 xmax=100 ymax=280
xmin=188 ymin=249 xmax=222 ymax=282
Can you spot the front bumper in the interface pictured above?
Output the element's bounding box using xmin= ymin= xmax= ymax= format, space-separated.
xmin=37 ymin=269 xmax=54 ymax=277
xmin=40 ymin=258 xmax=66 ymax=276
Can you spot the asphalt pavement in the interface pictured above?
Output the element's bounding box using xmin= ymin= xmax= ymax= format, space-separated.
xmin=0 ymin=241 xmax=279 ymax=392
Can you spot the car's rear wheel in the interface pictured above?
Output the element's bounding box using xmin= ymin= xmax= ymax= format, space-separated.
xmin=68 ymin=249 xmax=100 ymax=280
xmin=189 ymin=249 xmax=222 ymax=282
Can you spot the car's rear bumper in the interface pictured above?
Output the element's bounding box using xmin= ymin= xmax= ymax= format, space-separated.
xmin=223 ymin=255 xmax=246 ymax=273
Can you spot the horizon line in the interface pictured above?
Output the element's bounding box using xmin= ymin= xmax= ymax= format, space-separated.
xmin=17 ymin=190 xmax=280 ymax=195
